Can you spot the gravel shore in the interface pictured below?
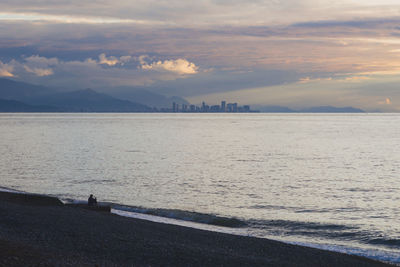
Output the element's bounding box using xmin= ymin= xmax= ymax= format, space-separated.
xmin=0 ymin=191 xmax=394 ymax=266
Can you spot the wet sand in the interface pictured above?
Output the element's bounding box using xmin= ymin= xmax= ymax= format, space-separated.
xmin=0 ymin=191 xmax=394 ymax=266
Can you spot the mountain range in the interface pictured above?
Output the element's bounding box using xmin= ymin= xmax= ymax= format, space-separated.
xmin=25 ymin=88 xmax=152 ymax=112
xmin=0 ymin=78 xmax=185 ymax=112
xmin=101 ymin=86 xmax=189 ymax=109
xmin=255 ymin=105 xmax=365 ymax=113
xmin=0 ymin=78 xmax=366 ymax=113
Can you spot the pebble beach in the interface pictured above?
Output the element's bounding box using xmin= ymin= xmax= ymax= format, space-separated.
xmin=0 ymin=191 xmax=394 ymax=266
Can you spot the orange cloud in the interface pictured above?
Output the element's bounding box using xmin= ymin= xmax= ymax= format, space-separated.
xmin=343 ymin=76 xmax=370 ymax=82
xmin=0 ymin=61 xmax=14 ymax=77
xmin=378 ymin=98 xmax=392 ymax=105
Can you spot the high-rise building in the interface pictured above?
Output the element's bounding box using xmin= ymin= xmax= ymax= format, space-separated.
xmin=201 ymin=101 xmax=206 ymax=112
xmin=210 ymin=105 xmax=220 ymax=112
xmin=233 ymin=103 xmax=238 ymax=112
xmin=221 ymin=101 xmax=226 ymax=112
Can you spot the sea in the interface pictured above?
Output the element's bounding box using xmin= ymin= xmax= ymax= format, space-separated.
xmin=1 ymin=113 xmax=400 ymax=263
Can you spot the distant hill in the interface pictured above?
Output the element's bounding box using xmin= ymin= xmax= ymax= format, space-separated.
xmin=255 ymin=105 xmax=364 ymax=113
xmin=0 ymin=78 xmax=192 ymax=112
xmin=106 ymin=87 xmax=190 ymax=109
xmin=0 ymin=98 xmax=59 ymax=112
xmin=0 ymin=78 xmax=54 ymax=101
xmin=0 ymin=78 xmax=152 ymax=112
xmin=255 ymin=105 xmax=296 ymax=113
xmin=298 ymin=106 xmax=364 ymax=113
xmin=29 ymin=88 xmax=152 ymax=112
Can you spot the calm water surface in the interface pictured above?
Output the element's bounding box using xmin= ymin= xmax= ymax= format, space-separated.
xmin=1 ymin=113 xmax=400 ymax=262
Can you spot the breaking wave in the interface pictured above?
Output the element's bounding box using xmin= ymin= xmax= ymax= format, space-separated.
xmin=112 ymin=205 xmax=247 ymax=228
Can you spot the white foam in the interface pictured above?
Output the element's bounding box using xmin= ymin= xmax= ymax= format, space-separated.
xmin=111 ymin=208 xmax=248 ymax=236
xmin=0 ymin=187 xmax=22 ymax=193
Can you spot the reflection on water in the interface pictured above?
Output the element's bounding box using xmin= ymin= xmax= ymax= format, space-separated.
xmin=1 ymin=113 xmax=400 ymax=262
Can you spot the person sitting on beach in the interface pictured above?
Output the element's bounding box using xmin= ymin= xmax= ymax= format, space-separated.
xmin=88 ymin=194 xmax=97 ymax=206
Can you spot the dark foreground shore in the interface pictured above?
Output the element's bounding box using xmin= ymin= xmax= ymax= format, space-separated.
xmin=0 ymin=191 xmax=394 ymax=267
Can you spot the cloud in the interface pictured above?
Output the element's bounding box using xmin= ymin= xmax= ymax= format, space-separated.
xmin=98 ymin=53 xmax=119 ymax=66
xmin=299 ymin=75 xmax=371 ymax=84
xmin=19 ymin=55 xmax=58 ymax=76
xmin=378 ymin=98 xmax=392 ymax=105
xmin=23 ymin=65 xmax=53 ymax=76
xmin=17 ymin=54 xmax=133 ymax=77
xmin=140 ymin=57 xmax=199 ymax=75
xmin=2 ymin=17 xmax=400 ymax=78
xmin=298 ymin=77 xmax=332 ymax=83
xmin=0 ymin=61 xmax=14 ymax=77
xmin=98 ymin=53 xmax=132 ymax=66
xmin=24 ymin=55 xmax=59 ymax=65
xmin=343 ymin=76 xmax=370 ymax=82
xmin=2 ymin=0 xmax=400 ymax=27
xmin=0 ymin=54 xmax=202 ymax=88
xmin=0 ymin=12 xmax=163 ymax=25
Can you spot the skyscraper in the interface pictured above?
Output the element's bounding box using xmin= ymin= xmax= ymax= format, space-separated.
xmin=221 ymin=101 xmax=226 ymax=112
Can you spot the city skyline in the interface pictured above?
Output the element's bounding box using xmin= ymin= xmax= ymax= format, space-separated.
xmin=171 ymin=100 xmax=254 ymax=113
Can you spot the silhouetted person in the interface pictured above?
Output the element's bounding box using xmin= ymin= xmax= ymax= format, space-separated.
xmin=88 ymin=194 xmax=97 ymax=206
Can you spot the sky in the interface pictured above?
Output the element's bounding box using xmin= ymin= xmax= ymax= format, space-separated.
xmin=1 ymin=1 xmax=400 ymax=111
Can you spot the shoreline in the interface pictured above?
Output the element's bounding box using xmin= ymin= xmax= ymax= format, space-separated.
xmin=0 ymin=190 xmax=395 ymax=266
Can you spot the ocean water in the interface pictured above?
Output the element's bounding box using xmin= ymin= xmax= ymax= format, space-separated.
xmin=1 ymin=113 xmax=400 ymax=263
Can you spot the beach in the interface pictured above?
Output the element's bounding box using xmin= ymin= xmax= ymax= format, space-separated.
xmin=0 ymin=191 xmax=394 ymax=267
